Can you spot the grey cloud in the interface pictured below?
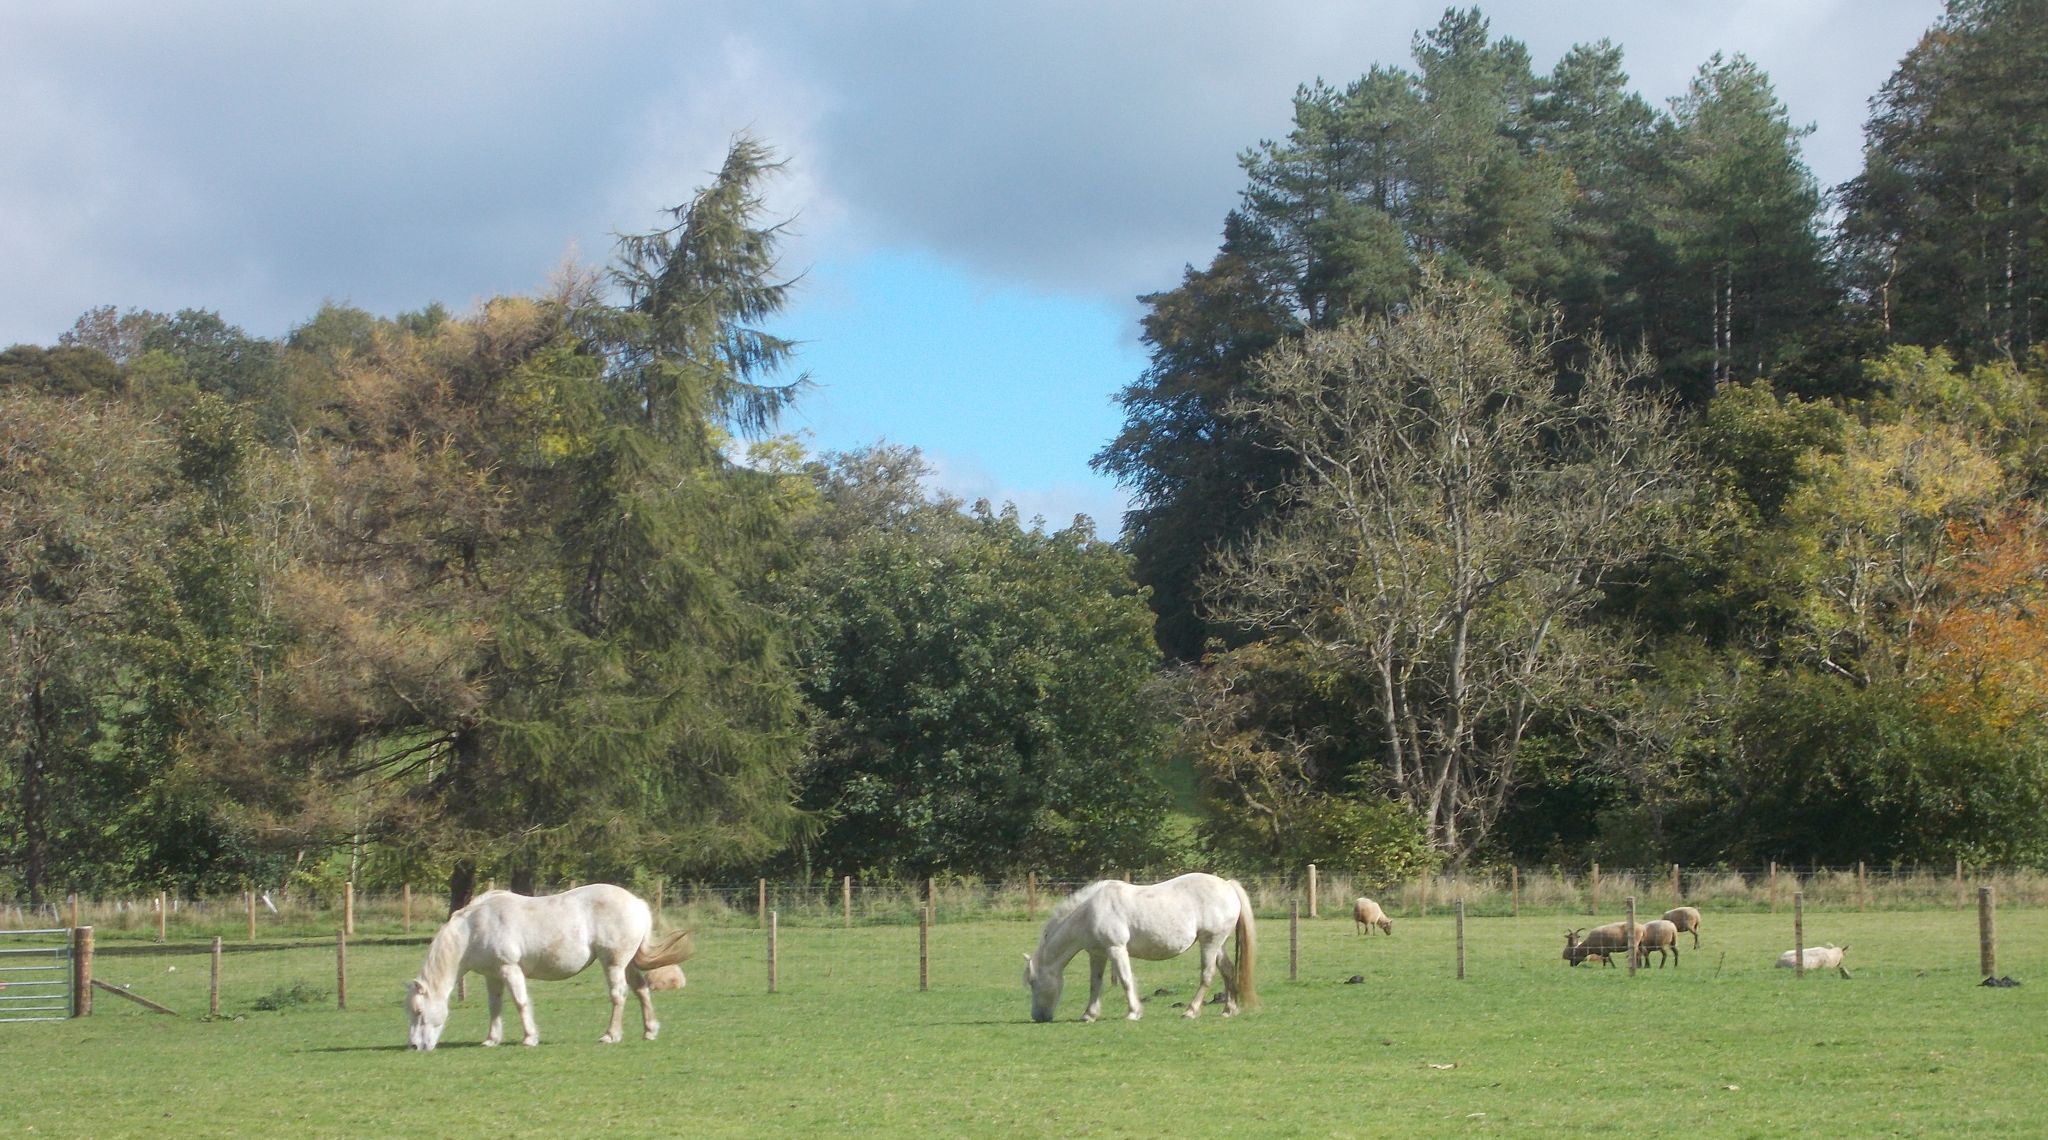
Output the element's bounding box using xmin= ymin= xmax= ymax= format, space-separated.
xmin=1 ymin=0 xmax=1943 ymax=346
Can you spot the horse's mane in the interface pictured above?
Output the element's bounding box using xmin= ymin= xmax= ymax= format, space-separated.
xmin=1042 ymin=879 xmax=1117 ymax=932
xmin=417 ymin=895 xmax=495 ymax=992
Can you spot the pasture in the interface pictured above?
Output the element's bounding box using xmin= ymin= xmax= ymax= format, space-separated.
xmin=3 ymin=906 xmax=2042 ymax=1136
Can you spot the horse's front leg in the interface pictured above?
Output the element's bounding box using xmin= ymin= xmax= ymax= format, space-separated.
xmin=1081 ymin=951 xmax=1108 ymax=1022
xmin=500 ymin=966 xmax=539 ymax=1046
xmin=482 ymin=972 xmax=506 ymax=1046
xmin=1185 ymin=941 xmax=1220 ymax=1018
xmin=598 ymin=962 xmax=629 ymax=1044
xmin=1106 ymin=945 xmax=1142 ymax=1021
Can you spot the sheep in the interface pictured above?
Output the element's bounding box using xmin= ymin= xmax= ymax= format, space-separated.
xmin=1775 ymin=943 xmax=1848 ymax=970
xmin=1353 ymin=897 xmax=1394 ymax=936
xmin=1662 ymin=906 xmax=1702 ymax=949
xmin=1562 ymin=922 xmax=1638 ymax=967
xmin=1633 ymin=919 xmax=1680 ymax=968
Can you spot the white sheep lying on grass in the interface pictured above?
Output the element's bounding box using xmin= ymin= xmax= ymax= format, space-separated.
xmin=1776 ymin=943 xmax=1848 ymax=970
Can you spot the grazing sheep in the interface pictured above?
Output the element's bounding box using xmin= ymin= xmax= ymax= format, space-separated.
xmin=1776 ymin=943 xmax=1848 ymax=970
xmin=1353 ymin=897 xmax=1394 ymax=936
xmin=1633 ymin=920 xmax=1680 ymax=968
xmin=1562 ymin=922 xmax=1639 ymax=967
xmin=1662 ymin=906 xmax=1701 ymax=949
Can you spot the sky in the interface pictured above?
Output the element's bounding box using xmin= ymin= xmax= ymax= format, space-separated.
xmin=1 ymin=0 xmax=1946 ymax=533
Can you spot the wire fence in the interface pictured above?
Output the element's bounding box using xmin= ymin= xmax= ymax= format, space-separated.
xmin=3 ymin=862 xmax=2043 ymax=940
xmin=6 ymin=871 xmax=2034 ymax=1026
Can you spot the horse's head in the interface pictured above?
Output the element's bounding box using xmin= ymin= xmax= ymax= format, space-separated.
xmin=406 ymin=979 xmax=449 ymax=1051
xmin=1022 ymin=952 xmax=1061 ymax=1023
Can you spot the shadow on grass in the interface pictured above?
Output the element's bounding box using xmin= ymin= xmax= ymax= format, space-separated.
xmin=309 ymin=1043 xmax=447 ymax=1053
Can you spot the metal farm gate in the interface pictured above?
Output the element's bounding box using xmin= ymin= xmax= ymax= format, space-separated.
xmin=0 ymin=928 xmax=75 ymax=1022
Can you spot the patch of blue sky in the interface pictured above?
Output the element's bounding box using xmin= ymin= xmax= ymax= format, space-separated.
xmin=776 ymin=248 xmax=1143 ymax=535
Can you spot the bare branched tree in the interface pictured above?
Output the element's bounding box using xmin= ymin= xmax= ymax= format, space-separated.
xmin=1208 ymin=273 xmax=1692 ymax=859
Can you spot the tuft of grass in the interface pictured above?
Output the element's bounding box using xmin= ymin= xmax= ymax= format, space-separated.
xmin=251 ymin=981 xmax=330 ymax=1012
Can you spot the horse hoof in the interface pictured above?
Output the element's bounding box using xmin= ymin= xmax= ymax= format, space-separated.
xmin=1127 ymin=1011 xmax=1143 ymax=1021
xmin=598 ymin=1034 xmax=620 ymax=1045
xmin=1081 ymin=1013 xmax=1098 ymax=1024
xmin=521 ymin=1037 xmax=539 ymax=1047
xmin=481 ymin=1039 xmax=499 ymax=1048
xmin=643 ymin=1029 xmax=659 ymax=1041
xmin=1180 ymin=1008 xmax=1199 ymax=1019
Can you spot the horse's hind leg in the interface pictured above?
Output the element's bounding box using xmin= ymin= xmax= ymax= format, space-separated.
xmin=500 ymin=967 xmax=539 ymax=1046
xmin=1106 ymin=945 xmax=1142 ymax=1021
xmin=598 ymin=962 xmax=629 ymax=1044
xmin=1218 ymin=951 xmax=1240 ymax=1016
xmin=627 ymin=966 xmax=659 ymax=1041
xmin=1185 ymin=941 xmax=1221 ymax=1018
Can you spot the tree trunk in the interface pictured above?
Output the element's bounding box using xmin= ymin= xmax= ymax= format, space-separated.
xmin=21 ymin=678 xmax=51 ymax=906
xmin=448 ymin=859 xmax=477 ymax=916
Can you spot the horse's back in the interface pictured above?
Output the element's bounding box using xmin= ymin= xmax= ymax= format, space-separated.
xmin=464 ymin=885 xmax=651 ymax=980
xmin=1109 ymin=874 xmax=1243 ymax=960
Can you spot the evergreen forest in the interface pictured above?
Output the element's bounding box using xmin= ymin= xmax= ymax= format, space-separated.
xmin=6 ymin=2 xmax=2048 ymax=904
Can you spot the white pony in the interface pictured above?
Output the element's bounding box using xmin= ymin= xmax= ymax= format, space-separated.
xmin=405 ymin=884 xmax=693 ymax=1051
xmin=1022 ymin=872 xmax=1257 ymax=1023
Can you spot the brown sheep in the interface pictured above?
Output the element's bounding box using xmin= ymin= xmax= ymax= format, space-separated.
xmin=1562 ymin=922 xmax=1638 ymax=967
xmin=1352 ymin=897 xmax=1394 ymax=936
xmin=1662 ymin=906 xmax=1701 ymax=949
xmin=1633 ymin=919 xmax=1680 ymax=968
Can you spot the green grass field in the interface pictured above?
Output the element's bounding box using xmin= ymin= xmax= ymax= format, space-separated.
xmin=4 ymin=906 xmax=2041 ymax=1137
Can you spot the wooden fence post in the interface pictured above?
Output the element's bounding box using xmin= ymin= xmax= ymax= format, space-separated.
xmin=918 ymin=903 xmax=931 ymax=993
xmin=757 ymin=878 xmax=767 ymax=928
xmin=67 ymin=892 xmax=77 ymax=930
xmin=1793 ymin=891 xmax=1805 ymax=980
xmin=247 ymin=889 xmax=256 ymax=942
xmin=768 ymin=910 xmax=779 ymax=994
xmin=1671 ymin=863 xmax=1682 ymax=905
xmin=336 ymin=930 xmax=348 ymax=1011
xmin=344 ymin=880 xmax=355 ymax=937
xmin=210 ymin=936 xmax=222 ymax=1018
xmin=1307 ymin=863 xmax=1319 ymax=919
xmin=1289 ymin=900 xmax=1299 ymax=982
xmin=1455 ymin=899 xmax=1466 ymax=981
xmin=402 ymin=883 xmax=412 ymax=935
xmin=843 ymin=875 xmax=852 ymax=928
xmin=1625 ymin=897 xmax=1638 ymax=977
xmin=71 ymin=926 xmax=93 ymax=1018
xmin=1510 ymin=866 xmax=1519 ymax=918
xmin=1979 ymin=886 xmax=1997 ymax=978
xmin=157 ymin=891 xmax=167 ymax=943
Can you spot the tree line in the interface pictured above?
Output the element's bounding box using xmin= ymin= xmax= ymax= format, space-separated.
xmin=5 ymin=2 xmax=2046 ymax=903
xmin=1099 ymin=0 xmax=2048 ymax=872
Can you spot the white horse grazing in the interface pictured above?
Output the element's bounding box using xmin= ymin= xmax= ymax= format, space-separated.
xmin=1022 ymin=872 xmax=1257 ymax=1023
xmin=405 ymin=884 xmax=693 ymax=1051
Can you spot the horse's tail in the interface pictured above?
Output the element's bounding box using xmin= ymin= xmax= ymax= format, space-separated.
xmin=1230 ymin=879 xmax=1258 ymax=1012
xmin=632 ymin=928 xmax=695 ymax=971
